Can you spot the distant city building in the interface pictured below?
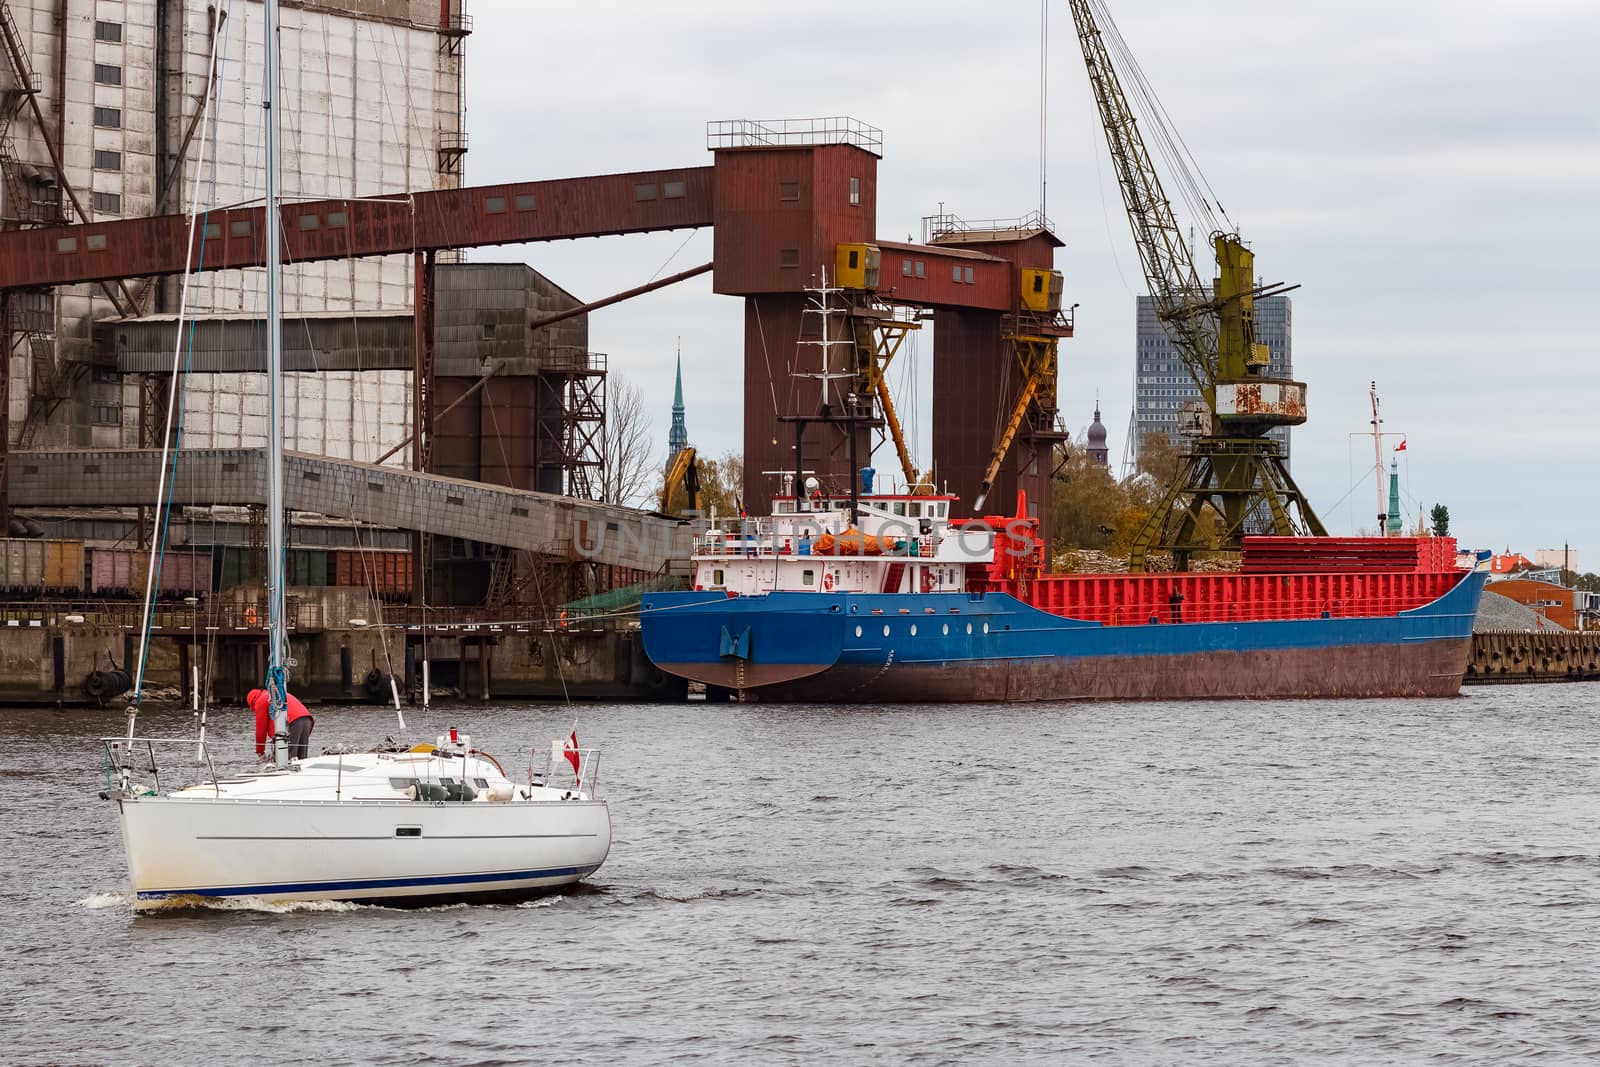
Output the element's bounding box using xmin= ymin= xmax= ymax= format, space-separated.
xmin=668 ymin=352 xmax=688 ymax=453
xmin=1132 ymin=293 xmax=1292 ymax=464
xmin=1534 ymin=548 xmax=1578 ymax=573
xmin=1084 ymin=403 xmax=1109 ymax=467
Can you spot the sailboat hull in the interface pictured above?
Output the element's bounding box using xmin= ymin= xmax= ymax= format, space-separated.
xmin=117 ymin=796 xmax=610 ymax=909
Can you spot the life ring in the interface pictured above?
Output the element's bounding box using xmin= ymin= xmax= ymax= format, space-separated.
xmin=822 ymin=572 xmax=835 ymax=591
xmin=244 ymin=607 xmax=258 ymax=627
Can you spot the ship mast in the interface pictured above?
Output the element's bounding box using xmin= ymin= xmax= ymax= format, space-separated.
xmin=263 ymin=0 xmax=291 ymax=765
xmin=1368 ymin=382 xmax=1385 ymax=536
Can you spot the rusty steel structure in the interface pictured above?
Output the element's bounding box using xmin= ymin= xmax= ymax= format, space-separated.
xmin=0 ymin=114 xmax=1076 ymax=578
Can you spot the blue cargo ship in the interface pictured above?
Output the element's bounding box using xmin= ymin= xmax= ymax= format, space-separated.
xmin=640 ymin=486 xmax=1485 ymax=703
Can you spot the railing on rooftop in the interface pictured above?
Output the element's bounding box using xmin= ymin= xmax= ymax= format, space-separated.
xmin=923 ymin=209 xmax=1055 ymax=244
xmin=707 ymin=117 xmax=883 ymax=154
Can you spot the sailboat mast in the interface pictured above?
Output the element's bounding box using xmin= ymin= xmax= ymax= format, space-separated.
xmin=263 ymin=0 xmax=290 ymax=764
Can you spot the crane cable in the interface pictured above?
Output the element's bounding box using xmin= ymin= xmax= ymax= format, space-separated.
xmin=1087 ymin=0 xmax=1233 ymax=238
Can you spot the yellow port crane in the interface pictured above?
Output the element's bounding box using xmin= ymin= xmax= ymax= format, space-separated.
xmin=1067 ymin=0 xmax=1326 ymax=570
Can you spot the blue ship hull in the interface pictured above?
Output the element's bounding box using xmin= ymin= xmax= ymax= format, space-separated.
xmin=640 ymin=571 xmax=1487 ymax=702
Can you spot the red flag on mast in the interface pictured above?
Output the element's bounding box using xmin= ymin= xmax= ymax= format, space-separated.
xmin=1394 ymin=438 xmax=1407 ymax=452
xmin=562 ymin=729 xmax=581 ymax=781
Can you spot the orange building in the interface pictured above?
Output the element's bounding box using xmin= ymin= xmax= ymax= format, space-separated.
xmin=1484 ymin=579 xmax=1576 ymax=630
xmin=1488 ymin=553 xmax=1534 ymax=574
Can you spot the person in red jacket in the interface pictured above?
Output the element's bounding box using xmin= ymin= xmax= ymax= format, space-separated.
xmin=247 ymin=687 xmax=315 ymax=760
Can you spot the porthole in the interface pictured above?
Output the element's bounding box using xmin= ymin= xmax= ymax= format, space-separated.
xmin=966 ymin=623 xmax=973 ymax=635
xmin=854 ymin=625 xmax=862 ymax=638
xmin=882 ymin=624 xmax=890 ymax=637
xmin=910 ymin=624 xmax=918 ymax=636
xmin=983 ymin=622 xmax=990 ymax=634
xmin=942 ymin=623 xmax=949 ymax=635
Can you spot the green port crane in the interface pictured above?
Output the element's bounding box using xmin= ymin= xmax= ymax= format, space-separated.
xmin=1067 ymin=0 xmax=1326 ymax=571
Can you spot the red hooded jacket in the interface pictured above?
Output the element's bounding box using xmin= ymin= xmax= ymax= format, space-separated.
xmin=247 ymin=688 xmax=313 ymax=756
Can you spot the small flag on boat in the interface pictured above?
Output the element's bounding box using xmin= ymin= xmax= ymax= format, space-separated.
xmin=1394 ymin=438 xmax=1407 ymax=452
xmin=563 ymin=729 xmax=581 ymax=780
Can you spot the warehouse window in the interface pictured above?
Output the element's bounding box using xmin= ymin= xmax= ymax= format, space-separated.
xmin=298 ymin=214 xmax=319 ymax=230
xmin=325 ymin=210 xmax=346 ymax=228
xmin=662 ymin=181 xmax=685 ymax=200
xmin=93 ymin=64 xmax=121 ymax=86
xmin=94 ymin=20 xmax=122 ymax=42
xmin=849 ymin=177 xmax=860 ymax=206
xmin=964 ymin=267 xmax=974 ymax=283
xmin=902 ymin=259 xmax=911 ymax=277
xmin=634 ymin=182 xmax=657 ymax=201
xmin=229 ymin=219 xmax=251 ymax=236
xmin=93 ymin=149 xmax=121 ymax=171
xmin=778 ymin=181 xmax=800 ymax=202
xmin=779 ymin=248 xmax=800 ymax=269
xmin=92 ymin=404 xmax=121 ymax=426
xmin=86 ymin=234 xmax=106 ymax=250
xmin=91 ymin=191 xmax=121 ymax=214
xmin=93 ymin=106 xmax=121 ymax=128
xmin=952 ymin=265 xmax=961 ymax=282
xmin=202 ymin=223 xmax=221 ymax=239
xmin=56 ymin=237 xmax=77 ymax=253
xmin=484 ymin=196 xmax=505 ymax=214
xmin=514 ymin=193 xmax=536 ymax=211
xmin=915 ymin=260 xmax=925 ymax=279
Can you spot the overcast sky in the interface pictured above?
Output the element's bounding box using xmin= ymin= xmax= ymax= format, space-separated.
xmin=465 ymin=0 xmax=1599 ymax=565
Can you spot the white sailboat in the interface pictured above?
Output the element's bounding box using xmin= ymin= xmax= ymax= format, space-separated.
xmin=104 ymin=0 xmax=609 ymax=910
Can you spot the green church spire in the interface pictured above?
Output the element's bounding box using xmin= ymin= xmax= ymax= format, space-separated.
xmin=668 ymin=342 xmax=688 ymax=454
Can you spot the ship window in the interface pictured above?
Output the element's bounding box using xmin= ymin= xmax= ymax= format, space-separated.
xmin=910 ymin=624 xmax=918 ymax=636
xmin=388 ymin=777 xmax=414 ymax=789
xmin=910 ymin=503 xmax=921 ymax=518
xmin=942 ymin=623 xmax=949 ymax=635
xmin=883 ymin=624 xmax=890 ymax=637
xmin=848 ymin=249 xmax=859 ymax=269
xmin=966 ymin=623 xmax=973 ymax=634
xmin=854 ymin=625 xmax=862 ymax=638
xmin=712 ymin=569 xmax=724 ymax=586
xmin=474 ymin=778 xmax=489 ymax=789
xmin=893 ymin=502 xmax=906 ymax=516
xmin=802 ymin=569 xmax=815 ymax=587
xmin=849 ymin=176 xmax=860 ymax=206
xmin=983 ymin=622 xmax=990 ymax=634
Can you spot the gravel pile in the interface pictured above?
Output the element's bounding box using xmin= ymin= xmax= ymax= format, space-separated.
xmin=1474 ymin=589 xmax=1567 ymax=633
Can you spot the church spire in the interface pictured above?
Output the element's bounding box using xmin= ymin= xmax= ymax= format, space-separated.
xmin=668 ymin=340 xmax=688 ymax=453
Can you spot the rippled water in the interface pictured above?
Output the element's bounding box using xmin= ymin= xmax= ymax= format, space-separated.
xmin=4 ymin=684 xmax=1600 ymax=1064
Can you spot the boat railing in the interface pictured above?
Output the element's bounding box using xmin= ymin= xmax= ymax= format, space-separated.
xmin=539 ymin=747 xmax=601 ymax=795
xmin=101 ymin=736 xmax=224 ymax=797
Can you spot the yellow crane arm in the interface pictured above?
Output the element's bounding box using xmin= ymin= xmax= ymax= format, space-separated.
xmin=660 ymin=446 xmax=698 ymax=514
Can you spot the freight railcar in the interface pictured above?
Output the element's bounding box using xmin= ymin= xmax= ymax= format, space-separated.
xmin=0 ymin=538 xmax=86 ymax=595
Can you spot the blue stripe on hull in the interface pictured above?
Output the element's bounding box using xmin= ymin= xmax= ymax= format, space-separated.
xmin=136 ymin=864 xmax=599 ymax=901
